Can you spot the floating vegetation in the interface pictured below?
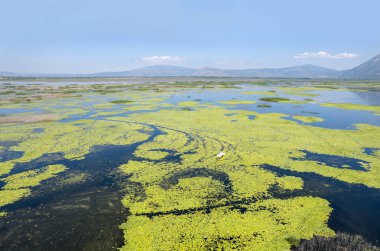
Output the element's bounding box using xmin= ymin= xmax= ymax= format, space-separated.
xmin=0 ymin=188 xmax=30 ymax=207
xmin=257 ymin=104 xmax=272 ymax=108
xmin=276 ymin=176 xmax=304 ymax=190
xmin=120 ymin=197 xmax=333 ymax=251
xmin=0 ymin=162 xmax=15 ymax=176
xmin=0 ymin=80 xmax=380 ymax=250
xmin=0 ymin=164 xmax=67 ymax=209
xmin=177 ymin=101 xmax=199 ymax=107
xmin=282 ymin=91 xmax=320 ymax=97
xmin=321 ymin=103 xmax=380 ymax=116
xmin=241 ymin=91 xmax=275 ymax=95
xmin=1 ymin=164 xmax=67 ymax=189
xmin=259 ymin=97 xmax=290 ymax=102
xmin=292 ymin=115 xmax=324 ymax=123
xmin=116 ymin=107 xmax=336 ymax=249
xmin=110 ymin=99 xmax=134 ymax=104
xmin=0 ymin=120 xmax=151 ymax=164
xmin=121 ymin=106 xmax=380 ymax=188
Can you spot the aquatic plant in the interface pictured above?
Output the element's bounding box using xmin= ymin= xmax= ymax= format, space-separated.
xmin=2 ymin=164 xmax=67 ymax=189
xmin=0 ymin=120 xmax=152 ymax=165
xmin=116 ymin=107 xmax=338 ymax=249
xmin=241 ymin=91 xmax=275 ymax=95
xmin=321 ymin=103 xmax=380 ymax=116
xmin=0 ymin=188 xmax=30 ymax=207
xmin=292 ymin=115 xmax=324 ymax=123
xmin=121 ymin=106 xmax=380 ymax=188
xmin=110 ymin=99 xmax=134 ymax=104
xmin=120 ymin=197 xmax=334 ymax=251
xmin=260 ymin=97 xmax=290 ymax=102
xmin=0 ymin=164 xmax=67 ymax=210
xmin=1 ymin=82 xmax=380 ymax=250
xmin=177 ymin=101 xmax=200 ymax=107
xmin=257 ymin=104 xmax=272 ymax=108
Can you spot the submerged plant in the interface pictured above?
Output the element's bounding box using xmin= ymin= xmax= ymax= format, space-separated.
xmin=295 ymin=232 xmax=379 ymax=251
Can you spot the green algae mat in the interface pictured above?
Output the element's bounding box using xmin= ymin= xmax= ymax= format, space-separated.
xmin=0 ymin=80 xmax=380 ymax=250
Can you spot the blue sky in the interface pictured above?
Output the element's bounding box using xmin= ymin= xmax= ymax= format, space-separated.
xmin=1 ymin=0 xmax=379 ymax=73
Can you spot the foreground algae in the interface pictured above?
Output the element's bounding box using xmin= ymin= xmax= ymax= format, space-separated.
xmin=113 ymin=108 xmax=339 ymax=250
xmin=2 ymin=164 xmax=67 ymax=189
xmin=115 ymin=103 xmax=379 ymax=249
xmin=0 ymin=164 xmax=67 ymax=208
xmin=0 ymin=120 xmax=152 ymax=169
xmin=121 ymin=197 xmax=332 ymax=251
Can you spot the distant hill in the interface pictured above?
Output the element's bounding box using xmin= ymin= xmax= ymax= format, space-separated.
xmin=89 ymin=64 xmax=339 ymax=78
xmin=340 ymin=54 xmax=380 ymax=79
xmin=224 ymin=64 xmax=339 ymax=78
xmin=1 ymin=54 xmax=380 ymax=79
xmin=0 ymin=71 xmax=18 ymax=77
xmin=90 ymin=65 xmax=199 ymax=77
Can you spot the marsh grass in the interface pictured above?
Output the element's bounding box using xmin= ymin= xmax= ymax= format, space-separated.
xmin=0 ymin=114 xmax=58 ymax=123
xmin=0 ymin=91 xmax=15 ymax=95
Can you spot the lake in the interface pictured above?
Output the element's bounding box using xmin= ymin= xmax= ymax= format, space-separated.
xmin=0 ymin=79 xmax=379 ymax=250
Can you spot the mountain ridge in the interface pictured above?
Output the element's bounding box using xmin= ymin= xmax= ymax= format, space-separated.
xmin=1 ymin=54 xmax=379 ymax=79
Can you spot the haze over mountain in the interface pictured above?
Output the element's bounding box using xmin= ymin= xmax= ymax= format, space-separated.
xmin=1 ymin=54 xmax=380 ymax=80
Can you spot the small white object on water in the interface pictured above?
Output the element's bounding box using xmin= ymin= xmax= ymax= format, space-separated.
xmin=216 ymin=151 xmax=225 ymax=159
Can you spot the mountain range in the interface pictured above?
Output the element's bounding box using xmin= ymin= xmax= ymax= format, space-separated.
xmin=1 ymin=54 xmax=380 ymax=80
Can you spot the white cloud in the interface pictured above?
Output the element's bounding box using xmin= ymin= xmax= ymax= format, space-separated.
xmin=294 ymin=51 xmax=358 ymax=59
xmin=141 ymin=55 xmax=184 ymax=63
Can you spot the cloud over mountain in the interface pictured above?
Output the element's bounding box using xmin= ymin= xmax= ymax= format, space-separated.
xmin=294 ymin=51 xmax=358 ymax=59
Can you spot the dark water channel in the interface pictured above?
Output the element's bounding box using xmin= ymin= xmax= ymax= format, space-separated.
xmin=263 ymin=164 xmax=380 ymax=244
xmin=0 ymin=124 xmax=162 ymax=250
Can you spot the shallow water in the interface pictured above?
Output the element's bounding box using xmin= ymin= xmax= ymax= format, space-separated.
xmin=168 ymin=84 xmax=380 ymax=129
